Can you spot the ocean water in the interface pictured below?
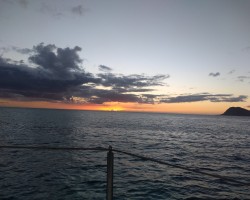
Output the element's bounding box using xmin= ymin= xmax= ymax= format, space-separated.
xmin=0 ymin=107 xmax=249 ymax=200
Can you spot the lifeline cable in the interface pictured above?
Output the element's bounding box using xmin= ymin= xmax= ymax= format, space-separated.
xmin=0 ymin=145 xmax=107 ymax=151
xmin=113 ymin=148 xmax=250 ymax=187
xmin=0 ymin=145 xmax=249 ymax=187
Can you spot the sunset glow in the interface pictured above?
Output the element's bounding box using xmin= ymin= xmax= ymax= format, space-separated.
xmin=0 ymin=0 xmax=250 ymax=114
xmin=1 ymin=98 xmax=245 ymax=115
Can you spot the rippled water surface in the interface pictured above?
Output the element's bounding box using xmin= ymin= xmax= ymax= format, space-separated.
xmin=0 ymin=107 xmax=249 ymax=199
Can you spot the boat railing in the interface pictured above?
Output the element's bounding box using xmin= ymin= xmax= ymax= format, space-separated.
xmin=1 ymin=145 xmax=249 ymax=200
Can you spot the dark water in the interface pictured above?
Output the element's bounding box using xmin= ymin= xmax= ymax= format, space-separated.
xmin=0 ymin=107 xmax=249 ymax=199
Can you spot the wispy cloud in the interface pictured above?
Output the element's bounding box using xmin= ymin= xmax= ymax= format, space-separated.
xmin=0 ymin=1 xmax=88 ymax=19
xmin=39 ymin=3 xmax=88 ymax=18
xmin=237 ymin=76 xmax=250 ymax=82
xmin=0 ymin=0 xmax=28 ymax=7
xmin=39 ymin=2 xmax=63 ymax=18
xmin=209 ymin=72 xmax=220 ymax=77
xmin=71 ymin=5 xmax=88 ymax=16
xmin=160 ymin=93 xmax=247 ymax=103
xmin=0 ymin=47 xmax=10 ymax=55
xmin=98 ymin=65 xmax=112 ymax=72
xmin=0 ymin=46 xmax=32 ymax=55
xmin=228 ymin=70 xmax=235 ymax=74
xmin=97 ymin=73 xmax=169 ymax=88
xmin=18 ymin=0 xmax=28 ymax=8
xmin=242 ymin=46 xmax=250 ymax=52
xmin=12 ymin=46 xmax=33 ymax=54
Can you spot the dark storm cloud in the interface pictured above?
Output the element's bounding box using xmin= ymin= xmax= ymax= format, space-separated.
xmin=0 ymin=88 xmax=64 ymax=102
xmin=160 ymin=93 xmax=247 ymax=103
xmin=1 ymin=43 xmax=248 ymax=105
xmin=63 ymin=85 xmax=147 ymax=104
xmin=28 ymin=43 xmax=86 ymax=79
xmin=0 ymin=43 xmax=169 ymax=104
xmin=62 ymin=81 xmax=161 ymax=104
xmin=98 ymin=65 xmax=112 ymax=72
xmin=209 ymin=72 xmax=220 ymax=77
xmin=0 ymin=43 xmax=98 ymax=101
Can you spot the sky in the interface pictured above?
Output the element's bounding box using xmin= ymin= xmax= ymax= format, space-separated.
xmin=0 ymin=0 xmax=250 ymax=114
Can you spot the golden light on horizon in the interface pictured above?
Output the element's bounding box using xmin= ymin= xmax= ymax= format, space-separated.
xmin=98 ymin=102 xmax=125 ymax=112
xmin=1 ymin=98 xmax=247 ymax=115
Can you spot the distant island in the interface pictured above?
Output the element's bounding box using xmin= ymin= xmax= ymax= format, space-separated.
xmin=222 ymin=107 xmax=250 ymax=116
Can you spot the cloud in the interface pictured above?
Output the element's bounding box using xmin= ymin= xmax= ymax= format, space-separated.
xmin=113 ymin=87 xmax=154 ymax=93
xmin=97 ymin=73 xmax=169 ymax=88
xmin=98 ymin=65 xmax=112 ymax=72
xmin=242 ymin=46 xmax=250 ymax=52
xmin=18 ymin=0 xmax=28 ymax=8
xmin=86 ymin=90 xmax=143 ymax=104
xmin=0 ymin=43 xmax=248 ymax=106
xmin=39 ymin=2 xmax=63 ymax=18
xmin=71 ymin=5 xmax=87 ymax=16
xmin=38 ymin=3 xmax=88 ymax=18
xmin=57 ymin=84 xmax=156 ymax=105
xmin=237 ymin=76 xmax=250 ymax=82
xmin=0 ymin=43 xmax=169 ymax=104
xmin=160 ymin=93 xmax=247 ymax=103
xmin=28 ymin=43 xmax=85 ymax=77
xmin=12 ymin=46 xmax=33 ymax=54
xmin=0 ymin=46 xmax=32 ymax=55
xmin=0 ymin=43 xmax=97 ymax=101
xmin=0 ymin=1 xmax=88 ymax=19
xmin=0 ymin=0 xmax=29 ymax=8
xmin=228 ymin=70 xmax=235 ymax=74
xmin=0 ymin=47 xmax=10 ymax=54
xmin=209 ymin=72 xmax=220 ymax=77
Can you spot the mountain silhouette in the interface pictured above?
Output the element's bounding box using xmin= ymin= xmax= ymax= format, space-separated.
xmin=222 ymin=107 xmax=250 ymax=116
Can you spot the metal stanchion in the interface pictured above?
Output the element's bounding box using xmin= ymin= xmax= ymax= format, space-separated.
xmin=106 ymin=145 xmax=114 ymax=200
